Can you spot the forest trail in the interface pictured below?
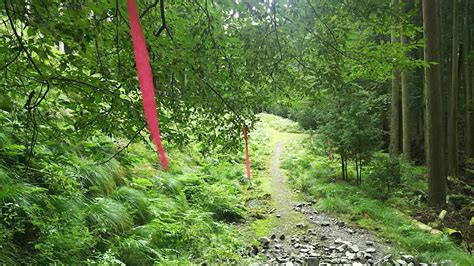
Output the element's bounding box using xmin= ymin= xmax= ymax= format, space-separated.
xmin=269 ymin=141 xmax=301 ymax=236
xmin=256 ymin=131 xmax=397 ymax=264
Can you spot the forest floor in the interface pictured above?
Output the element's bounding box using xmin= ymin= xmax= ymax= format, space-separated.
xmin=244 ymin=120 xmax=406 ymax=265
xmin=241 ymin=114 xmax=472 ymax=265
xmin=260 ymin=138 xmax=396 ymax=264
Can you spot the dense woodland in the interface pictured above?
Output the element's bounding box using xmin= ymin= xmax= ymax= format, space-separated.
xmin=0 ymin=0 xmax=473 ymax=264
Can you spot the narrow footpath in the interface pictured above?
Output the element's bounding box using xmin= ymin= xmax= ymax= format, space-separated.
xmin=257 ymin=138 xmax=403 ymax=265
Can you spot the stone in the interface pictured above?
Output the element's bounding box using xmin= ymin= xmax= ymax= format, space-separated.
xmin=349 ymin=245 xmax=359 ymax=253
xmin=300 ymin=248 xmax=310 ymax=254
xmin=366 ymin=241 xmax=374 ymax=246
xmin=329 ymin=245 xmax=336 ymax=250
xmin=296 ymin=202 xmax=304 ymax=208
xmin=373 ymin=254 xmax=392 ymax=264
xmin=348 ymin=229 xmax=354 ymax=234
xmin=309 ymin=252 xmax=321 ymax=257
xmin=296 ymin=223 xmax=306 ymax=228
xmin=259 ymin=237 xmax=271 ymax=247
xmin=345 ymin=251 xmax=356 ymax=260
xmin=396 ymin=259 xmax=407 ymax=265
xmin=250 ymin=245 xmax=258 ymax=256
xmin=364 ymin=253 xmax=373 ymax=259
xmin=336 ymin=221 xmax=345 ymax=226
xmin=271 ymin=233 xmax=276 ymax=239
xmin=335 ymin=238 xmax=343 ymax=244
xmin=320 ymin=235 xmax=328 ymax=241
xmin=336 ymin=244 xmax=347 ymax=252
xmin=321 ymin=221 xmax=331 ymax=226
xmin=305 ymin=256 xmax=319 ymax=266
xmin=280 ymin=234 xmax=286 ymax=240
xmin=366 ymin=247 xmax=376 ymax=253
xmin=401 ymin=255 xmax=414 ymax=262
xmin=276 ymin=214 xmax=281 ymax=218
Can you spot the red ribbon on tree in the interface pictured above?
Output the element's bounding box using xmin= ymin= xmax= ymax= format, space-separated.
xmin=243 ymin=126 xmax=251 ymax=178
xmin=127 ymin=0 xmax=169 ymax=170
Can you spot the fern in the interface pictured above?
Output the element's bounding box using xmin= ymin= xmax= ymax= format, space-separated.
xmin=86 ymin=198 xmax=132 ymax=235
xmin=77 ymin=159 xmax=123 ymax=196
xmin=0 ymin=168 xmax=44 ymax=204
xmin=112 ymin=187 xmax=152 ymax=225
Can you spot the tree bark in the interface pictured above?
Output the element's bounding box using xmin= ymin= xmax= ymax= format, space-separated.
xmin=447 ymin=0 xmax=460 ymax=177
xmin=390 ymin=0 xmax=401 ymax=160
xmin=401 ymin=0 xmax=412 ymax=159
xmin=464 ymin=0 xmax=474 ymax=159
xmin=423 ymin=0 xmax=447 ymax=206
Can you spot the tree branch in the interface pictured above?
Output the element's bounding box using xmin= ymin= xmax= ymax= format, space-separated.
xmin=0 ymin=49 xmax=21 ymax=71
xmin=99 ymin=123 xmax=147 ymax=164
xmin=5 ymin=0 xmax=50 ymax=108
xmin=154 ymin=0 xmax=173 ymax=40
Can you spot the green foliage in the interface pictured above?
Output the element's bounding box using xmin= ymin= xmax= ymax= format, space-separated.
xmin=282 ymin=142 xmax=473 ymax=264
xmin=78 ymin=159 xmax=123 ymax=196
xmin=0 ymin=129 xmax=251 ymax=263
xmin=111 ymin=187 xmax=151 ymax=225
xmin=87 ymin=198 xmax=133 ymax=236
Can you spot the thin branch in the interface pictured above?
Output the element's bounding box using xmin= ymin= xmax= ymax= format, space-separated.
xmin=154 ymin=0 xmax=173 ymax=40
xmin=192 ymin=68 xmax=246 ymax=124
xmin=5 ymin=0 xmax=50 ymax=108
xmin=98 ymin=123 xmax=147 ymax=164
xmin=0 ymin=49 xmax=21 ymax=71
xmin=140 ymin=0 xmax=159 ymax=18
xmin=306 ymin=0 xmax=339 ymax=47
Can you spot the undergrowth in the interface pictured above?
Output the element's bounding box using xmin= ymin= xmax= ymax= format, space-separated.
xmin=0 ymin=109 xmax=254 ymax=264
xmin=281 ymin=135 xmax=473 ymax=265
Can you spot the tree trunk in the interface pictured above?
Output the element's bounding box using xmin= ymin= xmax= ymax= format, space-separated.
xmin=401 ymin=0 xmax=412 ymax=159
xmin=464 ymin=0 xmax=474 ymax=159
xmin=423 ymin=0 xmax=447 ymax=206
xmin=447 ymin=0 xmax=460 ymax=177
xmin=341 ymin=154 xmax=345 ymax=180
xmin=390 ymin=0 xmax=401 ymax=159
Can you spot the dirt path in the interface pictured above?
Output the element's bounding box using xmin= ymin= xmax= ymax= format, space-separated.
xmin=258 ymin=140 xmax=401 ymax=265
xmin=269 ymin=141 xmax=302 ymax=235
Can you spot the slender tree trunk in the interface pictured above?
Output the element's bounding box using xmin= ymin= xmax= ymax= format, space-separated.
xmin=341 ymin=154 xmax=345 ymax=180
xmin=447 ymin=0 xmax=460 ymax=177
xmin=464 ymin=1 xmax=474 ymax=159
xmin=390 ymin=0 xmax=401 ymax=160
xmin=355 ymin=157 xmax=359 ymax=184
xmin=390 ymin=0 xmax=402 ymax=186
xmin=401 ymin=1 xmax=412 ymax=159
xmin=423 ymin=0 xmax=447 ymax=206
